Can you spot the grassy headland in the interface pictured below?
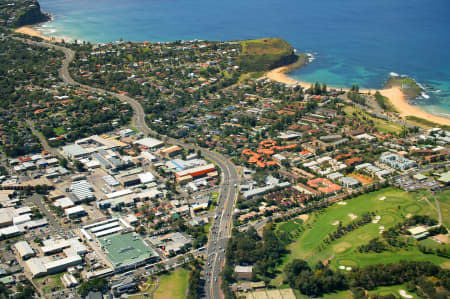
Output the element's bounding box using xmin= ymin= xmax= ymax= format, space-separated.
xmin=385 ymin=77 xmax=423 ymax=99
xmin=406 ymin=115 xmax=450 ymax=130
xmin=239 ymin=38 xmax=299 ymax=72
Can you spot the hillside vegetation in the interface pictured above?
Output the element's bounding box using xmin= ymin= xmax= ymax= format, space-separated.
xmin=239 ymin=38 xmax=298 ymax=72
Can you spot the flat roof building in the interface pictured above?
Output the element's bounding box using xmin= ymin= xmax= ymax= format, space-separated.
xmin=15 ymin=241 xmax=34 ymax=260
xmin=134 ymin=137 xmax=164 ymax=150
xmin=65 ymin=206 xmax=87 ymax=219
xmin=175 ymin=164 xmax=215 ymax=178
xmin=62 ymin=144 xmax=90 ymax=159
xmin=98 ymin=232 xmax=159 ymax=271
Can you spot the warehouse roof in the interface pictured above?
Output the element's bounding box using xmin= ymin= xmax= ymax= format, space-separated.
xmin=15 ymin=241 xmax=34 ymax=258
xmin=62 ymin=144 xmax=89 ymax=158
xmin=134 ymin=137 xmax=164 ymax=148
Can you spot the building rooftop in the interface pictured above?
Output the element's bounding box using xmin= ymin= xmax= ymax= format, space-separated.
xmin=98 ymin=232 xmax=158 ymax=269
xmin=134 ymin=137 xmax=164 ymax=149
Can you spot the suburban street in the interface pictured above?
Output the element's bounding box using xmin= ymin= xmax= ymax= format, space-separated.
xmin=18 ymin=37 xmax=238 ymax=299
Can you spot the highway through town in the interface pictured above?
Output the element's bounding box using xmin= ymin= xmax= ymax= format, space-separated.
xmin=16 ymin=36 xmax=237 ymax=299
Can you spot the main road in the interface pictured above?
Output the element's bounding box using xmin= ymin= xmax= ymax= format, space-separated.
xmin=16 ymin=36 xmax=237 ymax=299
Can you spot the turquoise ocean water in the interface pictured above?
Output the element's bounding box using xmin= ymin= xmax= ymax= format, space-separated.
xmin=37 ymin=0 xmax=450 ymax=117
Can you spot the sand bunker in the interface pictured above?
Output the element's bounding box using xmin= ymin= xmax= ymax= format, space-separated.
xmin=379 ymin=196 xmax=386 ymax=201
xmin=372 ymin=216 xmax=381 ymax=224
xmin=338 ymin=201 xmax=347 ymax=205
xmin=298 ymin=214 xmax=309 ymax=221
xmin=348 ymin=213 xmax=357 ymax=220
xmin=332 ymin=221 xmax=340 ymax=226
xmin=399 ymin=290 xmax=413 ymax=298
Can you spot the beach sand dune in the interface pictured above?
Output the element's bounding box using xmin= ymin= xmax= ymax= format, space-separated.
xmin=266 ymin=66 xmax=450 ymax=126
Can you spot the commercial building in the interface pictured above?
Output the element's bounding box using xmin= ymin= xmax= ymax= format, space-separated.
xmin=62 ymin=144 xmax=90 ymax=159
xmin=137 ymin=172 xmax=155 ymax=184
xmin=160 ymin=145 xmax=183 ymax=157
xmin=98 ymin=232 xmax=159 ymax=271
xmin=54 ymin=197 xmax=75 ymax=209
xmin=61 ymin=273 xmax=78 ymax=288
xmin=119 ymin=175 xmax=141 ymax=187
xmin=25 ymin=255 xmax=83 ymax=278
xmin=15 ymin=241 xmax=34 ymax=260
xmin=175 ymin=164 xmax=216 ymax=178
xmin=65 ymin=206 xmax=87 ymax=219
xmin=25 ymin=238 xmax=86 ymax=277
xmin=134 ymin=137 xmax=164 ymax=150
xmin=71 ymin=180 xmax=95 ymax=202
xmin=40 ymin=238 xmax=87 ymax=256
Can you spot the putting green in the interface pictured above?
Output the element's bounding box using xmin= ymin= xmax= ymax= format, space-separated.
xmin=404 ymin=203 xmax=421 ymax=213
xmin=379 ymin=214 xmax=397 ymax=226
xmin=336 ymin=258 xmax=358 ymax=268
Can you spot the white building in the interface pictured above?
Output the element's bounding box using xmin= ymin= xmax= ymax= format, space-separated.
xmin=15 ymin=241 xmax=34 ymax=260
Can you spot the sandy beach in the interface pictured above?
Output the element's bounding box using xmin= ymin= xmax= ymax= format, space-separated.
xmin=14 ymin=26 xmax=61 ymax=42
xmin=266 ymin=66 xmax=450 ymax=126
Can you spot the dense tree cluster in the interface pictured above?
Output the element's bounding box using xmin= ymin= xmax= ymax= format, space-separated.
xmin=284 ymin=259 xmax=347 ymax=296
xmin=187 ymin=259 xmax=203 ymax=299
xmin=222 ymin=226 xmax=287 ymax=295
xmin=0 ymin=282 xmax=35 ymax=299
xmin=77 ymin=278 xmax=108 ymax=297
xmin=284 ymin=259 xmax=449 ymax=297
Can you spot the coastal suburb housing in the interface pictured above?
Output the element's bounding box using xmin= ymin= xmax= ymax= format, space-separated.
xmin=0 ymin=1 xmax=449 ymax=298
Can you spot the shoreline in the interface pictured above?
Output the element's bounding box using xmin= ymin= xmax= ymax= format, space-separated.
xmin=266 ymin=65 xmax=450 ymax=126
xmin=14 ymin=25 xmax=62 ymax=42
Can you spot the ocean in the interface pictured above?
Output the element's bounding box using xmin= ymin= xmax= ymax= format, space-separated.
xmin=37 ymin=0 xmax=450 ymax=117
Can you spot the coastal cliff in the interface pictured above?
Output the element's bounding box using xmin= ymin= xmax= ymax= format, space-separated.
xmin=0 ymin=0 xmax=49 ymax=28
xmin=239 ymin=38 xmax=298 ymax=72
xmin=13 ymin=0 xmax=49 ymax=27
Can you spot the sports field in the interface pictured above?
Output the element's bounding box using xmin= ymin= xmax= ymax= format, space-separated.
xmin=153 ymin=268 xmax=189 ymax=299
xmin=272 ymin=187 xmax=449 ymax=286
xmin=98 ymin=232 xmax=158 ymax=269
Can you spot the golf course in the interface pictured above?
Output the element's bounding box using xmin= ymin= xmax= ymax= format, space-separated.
xmin=272 ymin=187 xmax=449 ymax=287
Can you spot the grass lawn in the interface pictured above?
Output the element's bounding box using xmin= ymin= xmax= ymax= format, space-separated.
xmin=343 ymin=106 xmax=403 ymax=134
xmin=34 ymin=272 xmax=65 ymax=294
xmin=271 ymin=187 xmax=447 ymax=287
xmin=153 ymin=268 xmax=189 ymax=299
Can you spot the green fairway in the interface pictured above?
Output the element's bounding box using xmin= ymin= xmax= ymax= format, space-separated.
xmin=435 ymin=189 xmax=450 ymax=227
xmin=271 ymin=187 xmax=448 ymax=286
xmin=154 ymin=268 xmax=189 ymax=299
